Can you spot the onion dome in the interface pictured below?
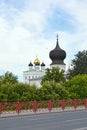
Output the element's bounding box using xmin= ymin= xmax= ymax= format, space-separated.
xmin=28 ymin=62 xmax=33 ymax=66
xmin=41 ymin=62 xmax=45 ymax=66
xmin=49 ymin=35 xmax=66 ymax=65
xmin=34 ymin=56 xmax=40 ymax=65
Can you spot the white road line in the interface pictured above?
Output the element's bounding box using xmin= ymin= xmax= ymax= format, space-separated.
xmin=72 ymin=127 xmax=87 ymax=130
xmin=65 ymin=117 xmax=87 ymax=122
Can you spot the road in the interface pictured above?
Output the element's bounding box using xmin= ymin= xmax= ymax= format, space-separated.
xmin=0 ymin=110 xmax=87 ymax=130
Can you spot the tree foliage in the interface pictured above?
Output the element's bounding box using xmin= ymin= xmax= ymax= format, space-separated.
xmin=41 ymin=81 xmax=69 ymax=100
xmin=0 ymin=71 xmax=87 ymax=102
xmin=0 ymin=71 xmax=18 ymax=85
xmin=41 ymin=67 xmax=65 ymax=84
xmin=68 ymin=50 xmax=87 ymax=78
xmin=64 ymin=74 xmax=87 ymax=99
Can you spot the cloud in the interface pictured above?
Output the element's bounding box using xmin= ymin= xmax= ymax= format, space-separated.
xmin=0 ymin=0 xmax=87 ymax=81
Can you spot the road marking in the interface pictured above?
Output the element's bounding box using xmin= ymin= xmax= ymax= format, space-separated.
xmin=65 ymin=117 xmax=87 ymax=122
xmin=72 ymin=127 xmax=87 ymax=130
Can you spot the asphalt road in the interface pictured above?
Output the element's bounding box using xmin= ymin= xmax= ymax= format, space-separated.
xmin=0 ymin=110 xmax=87 ymax=130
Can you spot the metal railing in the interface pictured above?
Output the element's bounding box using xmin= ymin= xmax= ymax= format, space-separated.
xmin=0 ymin=99 xmax=87 ymax=116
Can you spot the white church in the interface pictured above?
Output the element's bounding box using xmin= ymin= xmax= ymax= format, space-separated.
xmin=23 ymin=35 xmax=66 ymax=87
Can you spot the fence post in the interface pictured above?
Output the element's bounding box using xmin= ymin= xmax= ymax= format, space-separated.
xmin=48 ymin=100 xmax=52 ymax=112
xmin=33 ymin=100 xmax=38 ymax=113
xmin=62 ymin=100 xmax=66 ymax=111
xmin=84 ymin=99 xmax=87 ymax=108
xmin=73 ymin=99 xmax=78 ymax=110
xmin=0 ymin=103 xmax=2 ymax=115
xmin=16 ymin=101 xmax=21 ymax=115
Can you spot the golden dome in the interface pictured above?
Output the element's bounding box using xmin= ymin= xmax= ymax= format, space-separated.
xmin=34 ymin=56 xmax=40 ymax=65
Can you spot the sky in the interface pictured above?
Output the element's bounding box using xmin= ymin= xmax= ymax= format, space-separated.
xmin=0 ymin=0 xmax=87 ymax=82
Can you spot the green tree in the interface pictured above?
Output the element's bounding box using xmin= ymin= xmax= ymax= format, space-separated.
xmin=0 ymin=93 xmax=8 ymax=102
xmin=68 ymin=50 xmax=87 ymax=78
xmin=40 ymin=81 xmax=69 ymax=100
xmin=41 ymin=67 xmax=65 ymax=84
xmin=0 ymin=71 xmax=18 ymax=84
xmin=64 ymin=74 xmax=87 ymax=99
xmin=13 ymin=83 xmax=38 ymax=101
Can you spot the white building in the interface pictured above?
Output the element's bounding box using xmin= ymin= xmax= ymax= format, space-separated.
xmin=23 ymin=35 xmax=66 ymax=87
xmin=23 ymin=56 xmax=45 ymax=87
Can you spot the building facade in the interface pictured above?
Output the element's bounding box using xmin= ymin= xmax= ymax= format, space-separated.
xmin=23 ymin=35 xmax=66 ymax=87
xmin=23 ymin=56 xmax=45 ymax=87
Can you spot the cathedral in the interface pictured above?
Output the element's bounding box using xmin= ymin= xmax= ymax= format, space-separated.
xmin=23 ymin=35 xmax=66 ymax=87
